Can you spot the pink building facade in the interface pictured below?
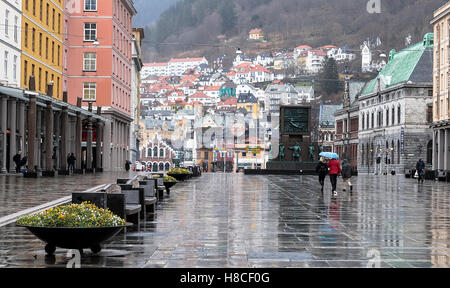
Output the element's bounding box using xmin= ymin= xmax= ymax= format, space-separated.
xmin=64 ymin=0 xmax=136 ymax=171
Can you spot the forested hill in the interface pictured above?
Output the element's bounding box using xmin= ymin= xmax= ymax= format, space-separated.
xmin=142 ymin=0 xmax=447 ymax=62
xmin=133 ymin=0 xmax=178 ymax=27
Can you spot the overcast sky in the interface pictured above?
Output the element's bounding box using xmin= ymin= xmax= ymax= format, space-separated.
xmin=132 ymin=0 xmax=178 ymax=28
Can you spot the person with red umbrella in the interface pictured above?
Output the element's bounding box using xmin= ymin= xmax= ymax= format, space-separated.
xmin=327 ymin=154 xmax=341 ymax=196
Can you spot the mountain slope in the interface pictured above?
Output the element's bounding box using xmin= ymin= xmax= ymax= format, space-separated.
xmin=142 ymin=0 xmax=446 ymax=62
xmin=132 ymin=0 xmax=178 ymax=27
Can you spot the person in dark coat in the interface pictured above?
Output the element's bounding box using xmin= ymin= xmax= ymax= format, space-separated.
xmin=416 ymin=159 xmax=425 ymax=184
xmin=125 ymin=160 xmax=131 ymax=172
xmin=13 ymin=151 xmax=22 ymax=173
xmin=327 ymin=158 xmax=341 ymax=196
xmin=315 ymin=157 xmax=328 ymax=192
xmin=67 ymin=153 xmax=76 ymax=173
xmin=341 ymin=159 xmax=353 ymax=192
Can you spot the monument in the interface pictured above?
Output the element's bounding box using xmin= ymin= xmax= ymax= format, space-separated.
xmin=265 ymin=105 xmax=318 ymax=173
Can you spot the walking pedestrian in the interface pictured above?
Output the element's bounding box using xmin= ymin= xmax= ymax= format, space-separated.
xmin=316 ymin=157 xmax=328 ymax=192
xmin=13 ymin=151 xmax=22 ymax=173
xmin=341 ymin=159 xmax=353 ymax=192
xmin=327 ymin=157 xmax=341 ymax=196
xmin=67 ymin=153 xmax=76 ymax=173
xmin=125 ymin=160 xmax=131 ymax=172
xmin=416 ymin=158 xmax=425 ymax=184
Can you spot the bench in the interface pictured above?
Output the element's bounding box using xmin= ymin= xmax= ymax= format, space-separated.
xmin=154 ymin=178 xmax=166 ymax=200
xmin=139 ymin=180 xmax=157 ymax=215
xmin=119 ymin=186 xmax=143 ymax=230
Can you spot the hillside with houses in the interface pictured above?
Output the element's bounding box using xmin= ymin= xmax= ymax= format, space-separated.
xmin=143 ymin=0 xmax=444 ymax=63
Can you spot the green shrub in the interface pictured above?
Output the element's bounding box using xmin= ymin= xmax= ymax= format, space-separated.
xmin=163 ymin=175 xmax=177 ymax=182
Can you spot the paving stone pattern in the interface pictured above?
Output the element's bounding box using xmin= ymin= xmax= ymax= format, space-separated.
xmin=1 ymin=173 xmax=450 ymax=268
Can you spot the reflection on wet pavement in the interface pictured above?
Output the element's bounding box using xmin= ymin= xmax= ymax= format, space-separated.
xmin=0 ymin=172 xmax=136 ymax=217
xmin=1 ymin=173 xmax=450 ymax=268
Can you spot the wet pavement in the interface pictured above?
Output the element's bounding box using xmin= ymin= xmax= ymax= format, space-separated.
xmin=1 ymin=173 xmax=450 ymax=268
xmin=0 ymin=172 xmax=135 ymax=218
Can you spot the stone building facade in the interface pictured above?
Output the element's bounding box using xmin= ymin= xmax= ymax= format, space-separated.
xmin=431 ymin=2 xmax=450 ymax=177
xmin=358 ymin=34 xmax=434 ymax=174
xmin=334 ymin=81 xmax=366 ymax=171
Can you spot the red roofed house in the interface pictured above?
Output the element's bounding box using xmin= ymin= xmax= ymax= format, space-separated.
xmin=188 ymin=91 xmax=214 ymax=105
xmin=218 ymin=97 xmax=237 ymax=108
xmin=249 ymin=28 xmax=264 ymax=40
xmin=294 ymin=45 xmax=312 ymax=54
xmin=229 ymin=63 xmax=272 ymax=84
xmin=203 ymin=86 xmax=222 ymax=99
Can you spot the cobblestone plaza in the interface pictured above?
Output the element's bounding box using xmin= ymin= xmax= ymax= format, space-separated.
xmin=1 ymin=173 xmax=450 ymax=268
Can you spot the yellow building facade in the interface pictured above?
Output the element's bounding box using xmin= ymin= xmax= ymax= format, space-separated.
xmin=21 ymin=0 xmax=63 ymax=99
xmin=237 ymin=102 xmax=259 ymax=119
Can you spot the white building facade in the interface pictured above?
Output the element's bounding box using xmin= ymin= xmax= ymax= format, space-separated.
xmin=0 ymin=0 xmax=21 ymax=87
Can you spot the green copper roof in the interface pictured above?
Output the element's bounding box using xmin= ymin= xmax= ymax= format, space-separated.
xmin=362 ymin=33 xmax=433 ymax=96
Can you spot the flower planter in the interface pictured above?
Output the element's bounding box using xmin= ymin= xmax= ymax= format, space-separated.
xmin=18 ymin=225 xmax=124 ymax=255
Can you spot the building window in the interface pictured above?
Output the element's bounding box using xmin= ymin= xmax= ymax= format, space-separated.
xmin=51 ymin=41 xmax=54 ymax=63
xmin=40 ymin=0 xmax=43 ymax=20
xmin=84 ymin=23 xmax=97 ymax=41
xmin=58 ymin=13 xmax=61 ymax=34
xmin=64 ymin=49 xmax=67 ymax=70
xmin=52 ymin=9 xmax=55 ymax=31
xmin=45 ymin=37 xmax=49 ymax=59
xmin=57 ymin=45 xmax=60 ymax=66
xmin=24 ymin=23 xmax=28 ymax=48
xmin=13 ymin=56 xmax=17 ymax=81
xmin=153 ymin=147 xmax=158 ymax=158
xmin=160 ymin=148 xmax=164 ymax=158
xmin=14 ymin=16 xmax=18 ymax=42
xmin=392 ymin=107 xmax=395 ymax=125
xmin=46 ymin=4 xmax=49 ymax=26
xmin=38 ymin=68 xmax=42 ymax=91
xmin=32 ymin=28 xmax=36 ymax=51
xmin=39 ymin=33 xmax=42 ymax=56
xmin=427 ymin=104 xmax=433 ymax=123
xmin=83 ymin=53 xmax=96 ymax=71
xmin=85 ymin=0 xmax=97 ymax=11
xmin=4 ymin=52 xmax=8 ymax=78
xmin=24 ymin=60 xmax=28 ymax=85
xmin=5 ymin=10 xmax=9 ymax=36
xmin=397 ymin=106 xmax=401 ymax=124
xmin=83 ymin=83 xmax=96 ymax=101
xmin=386 ymin=109 xmax=389 ymax=126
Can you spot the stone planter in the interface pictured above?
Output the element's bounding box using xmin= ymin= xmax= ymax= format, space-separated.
xmin=167 ymin=173 xmax=189 ymax=182
xmin=17 ymin=225 xmax=124 ymax=255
